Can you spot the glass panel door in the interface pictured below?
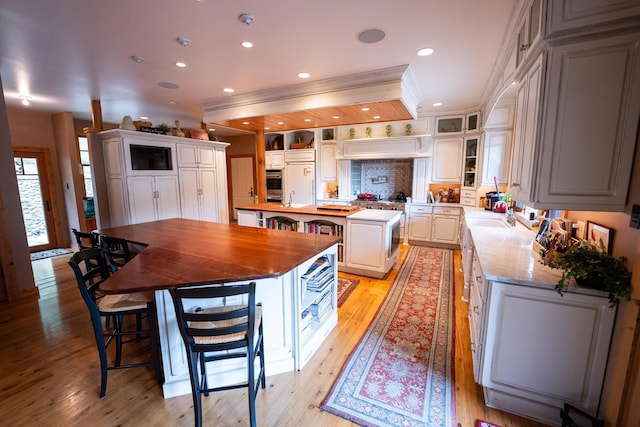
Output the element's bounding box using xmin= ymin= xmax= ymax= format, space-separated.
xmin=14 ymin=151 xmax=57 ymax=252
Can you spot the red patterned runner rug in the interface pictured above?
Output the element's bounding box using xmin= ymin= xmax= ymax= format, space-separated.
xmin=337 ymin=277 xmax=360 ymax=307
xmin=321 ymin=246 xmax=455 ymax=427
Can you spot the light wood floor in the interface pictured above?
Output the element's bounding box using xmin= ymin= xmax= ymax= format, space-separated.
xmin=0 ymin=245 xmax=548 ymax=426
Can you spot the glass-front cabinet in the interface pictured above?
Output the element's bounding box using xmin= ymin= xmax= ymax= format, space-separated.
xmin=463 ymin=136 xmax=479 ymax=188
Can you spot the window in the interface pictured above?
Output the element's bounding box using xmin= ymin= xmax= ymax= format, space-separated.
xmin=78 ymin=136 xmax=93 ymax=197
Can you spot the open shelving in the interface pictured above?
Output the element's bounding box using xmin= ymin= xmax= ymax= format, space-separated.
xmin=304 ymin=219 xmax=344 ymax=263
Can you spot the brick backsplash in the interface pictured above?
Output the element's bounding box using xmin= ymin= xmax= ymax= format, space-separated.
xmin=351 ymin=159 xmax=413 ymax=201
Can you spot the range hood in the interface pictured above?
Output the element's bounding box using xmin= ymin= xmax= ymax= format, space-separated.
xmin=336 ymin=135 xmax=432 ymax=160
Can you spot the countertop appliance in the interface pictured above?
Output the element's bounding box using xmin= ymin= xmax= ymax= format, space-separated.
xmin=484 ymin=191 xmax=504 ymax=211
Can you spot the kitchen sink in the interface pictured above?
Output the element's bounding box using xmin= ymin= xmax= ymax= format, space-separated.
xmin=468 ymin=218 xmax=510 ymax=228
xmin=282 ymin=203 xmax=308 ymax=208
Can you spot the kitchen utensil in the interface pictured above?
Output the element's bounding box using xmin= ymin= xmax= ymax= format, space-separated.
xmin=493 ymin=201 xmax=507 ymax=213
xmin=493 ymin=176 xmax=501 ymax=195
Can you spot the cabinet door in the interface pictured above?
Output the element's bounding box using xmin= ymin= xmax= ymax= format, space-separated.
xmin=510 ymin=55 xmax=542 ymax=204
xmin=482 ymin=282 xmax=615 ymax=422
xmin=177 ymin=144 xmax=198 ymax=167
xmin=346 ymin=220 xmax=384 ymax=270
xmin=198 ymin=168 xmax=219 ymax=222
xmin=127 ymin=176 xmax=157 ymax=224
xmin=320 ymin=144 xmax=337 ymax=181
xmin=481 ymin=131 xmax=511 ymax=186
xmin=412 ymin=158 xmax=430 ymax=202
xmin=430 ymin=215 xmax=460 ymax=244
xmin=408 ymin=214 xmax=431 ymax=241
xmin=179 ymin=169 xmax=200 ymax=221
xmin=155 ymin=176 xmax=181 ymax=220
xmin=337 ymin=160 xmax=351 ymax=199
xmin=535 ymin=33 xmax=640 ymax=211
xmin=198 ymin=146 xmax=215 ymax=168
xmin=266 ymin=151 xmax=285 ymax=169
xmin=432 ymin=138 xmax=463 ymax=183
xmin=463 ymin=137 xmax=480 ymax=188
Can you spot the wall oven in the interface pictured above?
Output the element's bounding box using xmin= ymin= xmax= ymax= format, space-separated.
xmin=266 ymin=170 xmax=283 ymax=202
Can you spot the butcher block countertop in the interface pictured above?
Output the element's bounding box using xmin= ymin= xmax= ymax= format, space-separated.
xmin=98 ymin=218 xmax=340 ymax=294
xmin=236 ymin=202 xmax=360 ymax=217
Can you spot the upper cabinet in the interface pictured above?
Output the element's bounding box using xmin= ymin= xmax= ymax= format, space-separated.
xmin=432 ymin=138 xmax=463 ymax=183
xmin=546 ymin=0 xmax=640 ymax=38
xmin=463 ymin=136 xmax=480 ymax=188
xmin=481 ymin=131 xmax=511 ymax=186
xmin=516 ymin=0 xmax=542 ymax=69
xmin=435 ymin=115 xmax=465 ymax=136
xmin=466 ymin=111 xmax=481 ymax=133
xmin=509 ymin=30 xmax=640 ymax=211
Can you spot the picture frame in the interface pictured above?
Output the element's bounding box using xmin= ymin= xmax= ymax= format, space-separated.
xmin=585 ymin=221 xmax=613 ymax=253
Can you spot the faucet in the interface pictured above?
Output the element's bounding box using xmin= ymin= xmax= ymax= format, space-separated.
xmin=505 ymin=208 xmax=516 ymax=227
xmin=283 ymin=190 xmax=295 ymax=207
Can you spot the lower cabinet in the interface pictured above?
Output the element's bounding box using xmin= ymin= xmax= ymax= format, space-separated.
xmin=127 ymin=175 xmax=181 ymax=224
xmin=179 ymin=168 xmax=218 ymax=222
xmin=408 ymin=204 xmax=460 ymax=246
xmin=407 ymin=205 xmax=432 ymax=243
xmin=474 ymin=279 xmax=615 ymax=425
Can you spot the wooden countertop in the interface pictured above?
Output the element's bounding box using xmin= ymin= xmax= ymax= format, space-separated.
xmin=236 ymin=202 xmax=360 ymax=217
xmin=98 ymin=218 xmax=340 ymax=294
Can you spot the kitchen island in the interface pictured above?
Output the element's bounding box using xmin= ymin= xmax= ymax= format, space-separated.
xmin=461 ymin=209 xmax=616 ymax=425
xmin=98 ymin=218 xmax=341 ymax=398
xmin=236 ymin=203 xmax=402 ymax=278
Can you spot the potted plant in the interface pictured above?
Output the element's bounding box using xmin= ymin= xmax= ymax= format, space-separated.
xmin=541 ymin=242 xmax=632 ymax=307
xmin=155 ymin=123 xmax=171 ymax=134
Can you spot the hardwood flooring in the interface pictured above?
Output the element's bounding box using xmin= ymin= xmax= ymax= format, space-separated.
xmin=0 ymin=245 xmax=548 ymax=426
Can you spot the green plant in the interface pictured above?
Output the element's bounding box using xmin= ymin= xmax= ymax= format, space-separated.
xmin=155 ymin=123 xmax=170 ymax=134
xmin=541 ymin=243 xmax=631 ymax=307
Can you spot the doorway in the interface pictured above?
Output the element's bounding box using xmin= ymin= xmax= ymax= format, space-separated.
xmin=14 ymin=149 xmax=58 ymax=252
xmin=229 ymin=156 xmax=256 ymax=221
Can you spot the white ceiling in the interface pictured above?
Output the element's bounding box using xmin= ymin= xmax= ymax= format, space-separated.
xmin=0 ymin=0 xmax=515 ymax=135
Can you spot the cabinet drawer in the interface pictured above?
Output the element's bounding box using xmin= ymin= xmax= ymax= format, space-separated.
xmin=460 ymin=197 xmax=476 ymax=207
xmin=460 ymin=189 xmax=476 ymax=199
xmin=409 ymin=204 xmax=433 ymax=214
xmin=472 ymin=253 xmax=485 ymax=302
xmin=433 ymin=206 xmax=460 ymax=216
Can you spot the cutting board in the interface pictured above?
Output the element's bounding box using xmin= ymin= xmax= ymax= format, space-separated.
xmin=317 ymin=204 xmax=358 ymax=211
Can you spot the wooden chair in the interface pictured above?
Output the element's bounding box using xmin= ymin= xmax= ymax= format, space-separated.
xmin=560 ymin=403 xmax=605 ymax=427
xmin=169 ymin=282 xmax=266 ymax=427
xmin=72 ymin=228 xmax=99 ymax=250
xmin=99 ymin=234 xmax=132 ymax=273
xmin=68 ymin=248 xmax=162 ymax=398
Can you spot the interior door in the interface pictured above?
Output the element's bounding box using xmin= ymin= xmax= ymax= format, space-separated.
xmin=14 ymin=150 xmax=58 ymax=252
xmin=230 ymin=156 xmax=255 ymax=220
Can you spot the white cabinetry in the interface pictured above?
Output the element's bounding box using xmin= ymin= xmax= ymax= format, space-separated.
xmin=284 ymin=162 xmax=315 ymax=205
xmin=510 ymin=55 xmax=542 ymax=204
xmin=407 ymin=204 xmax=432 ymax=243
xmin=337 ymin=160 xmax=351 ymax=201
xmin=481 ymin=282 xmax=615 ymax=425
xmin=412 ymin=158 xmax=431 ymax=203
xmin=319 ymin=144 xmax=337 ymax=181
xmin=98 ymin=129 xmax=229 ymax=227
xmin=481 ymin=131 xmax=512 ymax=186
xmin=265 ymin=151 xmax=285 ymax=169
xmin=510 ymin=31 xmax=640 ymax=211
xmin=462 ymin=136 xmax=480 ymax=188
xmin=430 ymin=206 xmax=460 ymax=245
xmin=179 ymin=168 xmax=218 ymax=222
xmin=127 ymin=175 xmax=180 ymax=224
xmin=432 ymin=138 xmax=463 ymax=183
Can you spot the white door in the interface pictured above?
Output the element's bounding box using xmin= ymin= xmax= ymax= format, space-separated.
xmin=230 ymin=157 xmax=255 ymax=220
xmin=284 ymin=162 xmax=315 ymax=205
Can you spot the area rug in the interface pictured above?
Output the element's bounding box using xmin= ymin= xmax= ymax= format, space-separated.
xmin=337 ymin=277 xmax=360 ymax=307
xmin=321 ymin=246 xmax=455 ymax=427
xmin=30 ymin=248 xmax=72 ymax=261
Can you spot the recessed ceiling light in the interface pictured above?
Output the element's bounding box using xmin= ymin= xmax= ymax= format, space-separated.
xmin=333 ymin=115 xmax=340 ymax=119
xmin=131 ymin=55 xmax=144 ymax=63
xmin=297 ymin=72 xmax=311 ymax=79
xmin=140 ymin=116 xmax=149 ymax=120
xmin=208 ymin=128 xmax=216 ymax=132
xmin=264 ymin=127 xmax=270 ymax=130
xmin=21 ymin=98 xmax=30 ymax=106
xmin=277 ymin=121 xmax=284 ymax=125
xmin=168 ymin=100 xmax=178 ymax=104
xmin=176 ymin=62 xmax=186 ymax=68
xmin=357 ymin=28 xmax=386 ymax=44
xmin=361 ymin=107 xmax=370 ymax=111
xmin=417 ymin=48 xmax=435 ymax=57
xmin=241 ymin=41 xmax=253 ymax=48
xmin=223 ymin=88 xmax=235 ymax=93
xmin=242 ymin=122 xmax=250 ymax=125
xmin=159 ymin=82 xmax=179 ymax=89
xmin=304 ymin=119 xmax=311 ymax=122
xmin=373 ymin=115 xmax=381 ymax=119
xmin=433 ymin=102 xmax=443 ymax=107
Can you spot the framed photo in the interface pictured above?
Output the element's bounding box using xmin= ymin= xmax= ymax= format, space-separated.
xmin=585 ymin=221 xmax=613 ymax=253
xmin=190 ymin=129 xmax=209 ymax=141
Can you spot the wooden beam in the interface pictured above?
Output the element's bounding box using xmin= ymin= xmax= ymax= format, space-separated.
xmin=255 ymin=130 xmax=266 ymax=202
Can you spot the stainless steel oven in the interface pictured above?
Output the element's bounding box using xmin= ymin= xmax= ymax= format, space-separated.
xmin=266 ymin=170 xmax=283 ymax=202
